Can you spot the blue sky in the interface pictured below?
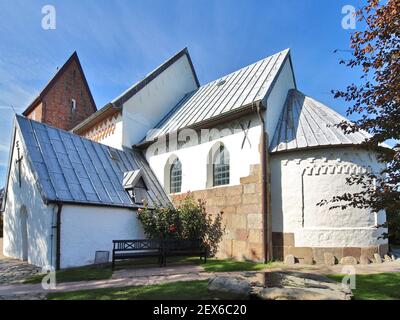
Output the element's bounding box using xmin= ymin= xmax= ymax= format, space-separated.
xmin=0 ymin=0 xmax=365 ymax=187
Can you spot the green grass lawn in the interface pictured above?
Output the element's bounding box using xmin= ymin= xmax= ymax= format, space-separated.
xmin=47 ymin=280 xmax=210 ymax=300
xmin=25 ymin=257 xmax=279 ymax=284
xmin=24 ymin=264 xmax=113 ymax=284
xmin=114 ymin=255 xmax=280 ymax=272
xmin=201 ymin=258 xmax=279 ymax=272
xmin=328 ymin=273 xmax=400 ymax=300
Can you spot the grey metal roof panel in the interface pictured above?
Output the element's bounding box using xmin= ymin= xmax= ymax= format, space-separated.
xmin=16 ymin=115 xmax=170 ymax=208
xmin=269 ymin=89 xmax=372 ymax=153
xmin=146 ymin=49 xmax=290 ymax=141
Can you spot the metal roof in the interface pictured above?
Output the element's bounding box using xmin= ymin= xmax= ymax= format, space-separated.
xmin=15 ymin=115 xmax=170 ymax=208
xmin=145 ymin=49 xmax=291 ymax=141
xmin=270 ymin=89 xmax=372 ymax=153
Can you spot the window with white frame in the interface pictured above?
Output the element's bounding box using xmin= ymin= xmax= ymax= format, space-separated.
xmin=213 ymin=145 xmax=230 ymax=186
xmin=170 ymin=158 xmax=182 ymax=193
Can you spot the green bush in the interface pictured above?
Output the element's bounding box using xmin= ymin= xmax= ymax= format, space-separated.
xmin=137 ymin=194 xmax=224 ymax=256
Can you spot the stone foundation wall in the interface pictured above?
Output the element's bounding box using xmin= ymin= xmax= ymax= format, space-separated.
xmin=273 ymin=232 xmax=388 ymax=264
xmin=172 ymin=164 xmax=265 ymax=262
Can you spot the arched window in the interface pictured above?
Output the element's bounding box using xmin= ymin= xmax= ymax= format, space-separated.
xmin=170 ymin=158 xmax=182 ymax=193
xmin=213 ymin=145 xmax=230 ymax=186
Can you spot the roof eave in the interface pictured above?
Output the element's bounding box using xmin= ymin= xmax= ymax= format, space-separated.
xmin=269 ymin=143 xmax=380 ymax=155
xmin=72 ymin=102 xmax=120 ymax=134
xmin=46 ymin=199 xmax=160 ymax=210
xmin=134 ymin=100 xmax=265 ymax=149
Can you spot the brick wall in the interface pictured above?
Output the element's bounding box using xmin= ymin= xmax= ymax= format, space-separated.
xmin=25 ymin=59 xmax=96 ymax=131
xmin=172 ymin=164 xmax=265 ymax=262
xmin=26 ymin=102 xmax=43 ymax=122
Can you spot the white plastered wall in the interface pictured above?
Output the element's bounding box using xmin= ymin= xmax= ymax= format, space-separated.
xmin=60 ymin=205 xmax=144 ymax=268
xmin=145 ymin=113 xmax=262 ymax=193
xmin=264 ymin=57 xmax=296 ymax=142
xmin=3 ymin=129 xmax=56 ymax=268
xmin=84 ymin=114 xmax=123 ymax=150
xmin=122 ymin=55 xmax=198 ymax=147
xmin=271 ymin=147 xmax=387 ymax=248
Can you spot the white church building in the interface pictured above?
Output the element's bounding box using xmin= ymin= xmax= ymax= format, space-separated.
xmin=1 ymin=48 xmax=388 ymax=269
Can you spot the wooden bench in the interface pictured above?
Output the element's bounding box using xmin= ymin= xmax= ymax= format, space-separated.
xmin=163 ymin=239 xmax=207 ymax=266
xmin=112 ymin=239 xmax=163 ymax=270
xmin=111 ymin=239 xmax=207 ymax=270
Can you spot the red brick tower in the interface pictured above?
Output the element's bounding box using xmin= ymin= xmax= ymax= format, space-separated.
xmin=22 ymin=52 xmax=97 ymax=131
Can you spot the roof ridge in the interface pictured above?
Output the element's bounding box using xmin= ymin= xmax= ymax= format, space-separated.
xmin=139 ymin=49 xmax=292 ymax=145
xmin=22 ymin=51 xmax=96 ymax=116
xmin=199 ymin=48 xmax=289 ymax=89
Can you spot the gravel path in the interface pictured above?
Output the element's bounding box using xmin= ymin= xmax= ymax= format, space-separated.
xmin=0 ymin=238 xmax=41 ymax=286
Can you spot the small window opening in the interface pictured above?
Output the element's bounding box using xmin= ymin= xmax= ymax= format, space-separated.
xmin=217 ymin=79 xmax=226 ymax=87
xmin=71 ymin=99 xmax=77 ymax=112
xmin=107 ymin=147 xmax=119 ymax=161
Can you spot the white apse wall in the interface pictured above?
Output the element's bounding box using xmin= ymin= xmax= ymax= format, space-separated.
xmin=270 ymin=147 xmax=388 ymax=248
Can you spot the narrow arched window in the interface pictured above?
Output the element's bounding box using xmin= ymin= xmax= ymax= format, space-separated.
xmin=213 ymin=145 xmax=230 ymax=186
xmin=170 ymin=158 xmax=182 ymax=193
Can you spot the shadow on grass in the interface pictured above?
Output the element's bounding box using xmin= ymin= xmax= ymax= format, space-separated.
xmin=24 ymin=264 xmax=112 ymax=284
xmin=47 ymin=280 xmax=211 ymax=300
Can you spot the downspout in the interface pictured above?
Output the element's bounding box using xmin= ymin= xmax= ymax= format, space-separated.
xmin=255 ymin=101 xmax=272 ymax=263
xmin=55 ymin=202 xmax=63 ymax=271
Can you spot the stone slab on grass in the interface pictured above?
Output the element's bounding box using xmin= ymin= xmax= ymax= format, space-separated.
xmin=208 ymin=271 xmax=352 ymax=300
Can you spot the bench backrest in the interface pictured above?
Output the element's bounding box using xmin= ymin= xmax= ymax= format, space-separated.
xmin=112 ymin=239 xmax=204 ymax=252
xmin=112 ymin=239 xmax=162 ymax=251
xmin=164 ymin=239 xmax=203 ymax=250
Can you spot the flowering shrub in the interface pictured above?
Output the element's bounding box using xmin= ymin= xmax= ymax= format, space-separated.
xmin=137 ymin=193 xmax=224 ymax=256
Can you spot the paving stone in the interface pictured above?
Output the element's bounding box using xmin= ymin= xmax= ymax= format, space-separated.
xmin=284 ymin=254 xmax=295 ymax=265
xmin=359 ymin=255 xmax=370 ymax=265
xmin=340 ymin=256 xmax=358 ymax=265
xmin=324 ymin=252 xmax=336 ymax=266
xmin=0 ymin=257 xmax=41 ymax=285
xmin=374 ymin=253 xmax=382 ymax=264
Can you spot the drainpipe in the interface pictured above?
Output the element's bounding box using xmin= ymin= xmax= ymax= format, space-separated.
xmin=255 ymin=101 xmax=272 ymax=263
xmin=55 ymin=202 xmax=63 ymax=271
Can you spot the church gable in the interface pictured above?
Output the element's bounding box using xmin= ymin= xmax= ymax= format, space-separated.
xmin=22 ymin=52 xmax=97 ymax=131
xmin=73 ymin=48 xmax=199 ymax=148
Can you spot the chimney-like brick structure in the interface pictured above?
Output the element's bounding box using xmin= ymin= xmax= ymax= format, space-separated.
xmin=23 ymin=52 xmax=96 ymax=131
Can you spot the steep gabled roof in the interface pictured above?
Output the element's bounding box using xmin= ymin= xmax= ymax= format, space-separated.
xmin=9 ymin=115 xmax=170 ymax=209
xmin=22 ymin=52 xmax=97 ymax=116
xmin=269 ymin=89 xmax=372 ymax=153
xmin=72 ymin=48 xmax=199 ymax=134
xmin=143 ymin=49 xmax=292 ymax=143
